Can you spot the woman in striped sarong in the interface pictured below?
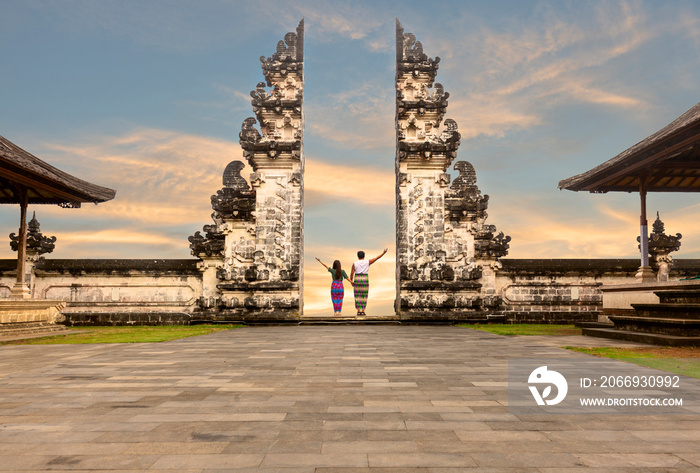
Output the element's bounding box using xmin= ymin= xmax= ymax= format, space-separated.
xmin=315 ymin=258 xmax=351 ymax=316
xmin=350 ymin=248 xmax=387 ymax=316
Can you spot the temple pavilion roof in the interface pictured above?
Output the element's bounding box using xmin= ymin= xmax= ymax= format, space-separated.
xmin=0 ymin=135 xmax=116 ymax=207
xmin=558 ymin=101 xmax=700 ymax=193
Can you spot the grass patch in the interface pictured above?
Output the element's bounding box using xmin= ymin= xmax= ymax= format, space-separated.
xmin=0 ymin=324 xmax=244 ymax=345
xmin=459 ymin=323 xmax=582 ymax=336
xmin=565 ymin=346 xmax=700 ymax=379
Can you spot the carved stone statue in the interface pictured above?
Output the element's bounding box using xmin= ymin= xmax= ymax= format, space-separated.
xmin=10 ymin=212 xmax=56 ymax=257
xmin=639 ymin=212 xmax=682 ymax=281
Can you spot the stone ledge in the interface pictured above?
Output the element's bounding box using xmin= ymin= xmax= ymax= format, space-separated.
xmin=602 ymin=279 xmax=700 ymax=293
xmin=63 ymin=311 xmax=192 ymax=326
xmin=582 ymin=326 xmax=700 ymax=346
xmin=501 ymin=259 xmax=700 ymax=276
xmin=0 ymin=299 xmax=65 ymax=324
xmin=0 ymin=259 xmax=200 ymax=276
xmin=217 ymin=282 xmax=296 ymax=291
xmin=401 ymin=281 xmax=482 ymax=290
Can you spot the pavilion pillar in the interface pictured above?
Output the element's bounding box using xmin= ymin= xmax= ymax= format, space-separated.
xmin=10 ymin=187 xmax=31 ymax=298
xmin=635 ymin=178 xmax=654 ymax=282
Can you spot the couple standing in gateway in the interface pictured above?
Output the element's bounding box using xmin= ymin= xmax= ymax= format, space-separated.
xmin=315 ymin=248 xmax=387 ymax=316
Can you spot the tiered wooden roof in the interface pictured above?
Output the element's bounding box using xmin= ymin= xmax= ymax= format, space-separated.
xmin=558 ymin=102 xmax=700 ymax=193
xmin=0 ymin=135 xmax=116 ymax=206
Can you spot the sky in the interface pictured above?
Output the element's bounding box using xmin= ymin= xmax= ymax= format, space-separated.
xmin=2 ymin=0 xmax=700 ymax=315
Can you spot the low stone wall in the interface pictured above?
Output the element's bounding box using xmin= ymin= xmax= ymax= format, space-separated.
xmin=2 ymin=258 xmax=699 ymax=324
xmin=497 ymin=259 xmax=700 ymax=323
xmin=0 ymin=259 xmax=201 ymax=325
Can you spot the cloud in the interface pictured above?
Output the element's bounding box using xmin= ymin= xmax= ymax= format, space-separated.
xmin=8 ymin=0 xmax=386 ymax=56
xmin=597 ymin=203 xmax=640 ymax=227
xmin=209 ymin=84 xmax=255 ymax=106
xmin=307 ymin=121 xmax=392 ymax=150
xmin=0 ymin=128 xmax=251 ymax=259
xmin=180 ymin=84 xmax=253 ymax=115
xmin=448 ymin=96 xmax=542 ymax=140
xmin=269 ymin=0 xmax=390 ymax=46
xmin=305 ymin=157 xmax=394 ymax=207
xmin=541 ymin=78 xmax=645 ymax=109
xmin=477 ymin=2 xmax=651 ymax=97
xmin=418 ymin=1 xmax=660 ymax=141
xmin=486 ymin=191 xmax=700 ymax=260
xmin=44 ymin=128 xmax=246 ymax=215
xmin=677 ymin=10 xmax=700 ymax=49
xmin=56 ymin=228 xmax=179 ymax=247
xmin=306 ymin=82 xmax=395 ymax=151
xmin=18 ymin=0 xmax=301 ymax=54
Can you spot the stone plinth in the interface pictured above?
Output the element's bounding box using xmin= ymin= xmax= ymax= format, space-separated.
xmin=0 ymin=299 xmax=65 ymax=325
xmin=586 ymin=282 xmax=700 ymax=346
xmin=601 ymin=280 xmax=700 ymax=320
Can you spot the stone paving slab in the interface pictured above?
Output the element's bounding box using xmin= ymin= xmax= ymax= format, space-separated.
xmin=0 ymin=325 xmax=699 ymax=471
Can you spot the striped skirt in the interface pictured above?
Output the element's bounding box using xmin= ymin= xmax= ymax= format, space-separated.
xmin=330 ymin=279 xmax=344 ymax=313
xmin=353 ymin=273 xmax=369 ymax=310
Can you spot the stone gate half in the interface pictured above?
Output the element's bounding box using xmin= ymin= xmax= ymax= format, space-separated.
xmin=189 ymin=20 xmax=304 ymax=322
xmin=395 ymin=20 xmax=511 ymax=321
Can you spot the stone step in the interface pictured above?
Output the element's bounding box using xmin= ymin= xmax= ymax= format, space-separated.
xmin=64 ymin=312 xmax=191 ymax=326
xmin=607 ymin=315 xmax=700 ymax=337
xmin=190 ymin=319 xmax=246 ymax=325
xmin=398 ymin=314 xmax=508 ymax=325
xmin=0 ymin=323 xmax=72 ymax=340
xmin=0 ymin=322 xmax=67 ymax=332
xmin=299 ymin=316 xmax=401 ymax=325
xmin=581 ymin=326 xmax=700 ymax=347
xmin=1 ymin=321 xmax=53 ymax=330
xmin=655 ymin=289 xmax=700 ymax=304
xmin=609 ymin=315 xmax=700 ymax=326
xmin=631 ymin=303 xmax=700 ymax=319
xmin=576 ymin=321 xmax=615 ymax=329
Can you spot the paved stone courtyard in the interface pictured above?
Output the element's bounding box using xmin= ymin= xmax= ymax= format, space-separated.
xmin=1 ymin=325 xmax=700 ymax=472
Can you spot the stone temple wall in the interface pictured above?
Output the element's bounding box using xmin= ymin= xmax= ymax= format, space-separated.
xmin=2 ymin=258 xmax=699 ymax=325
xmin=0 ymin=259 xmax=200 ymax=325
xmin=395 ymin=20 xmax=510 ymax=321
xmin=188 ymin=20 xmax=305 ymax=323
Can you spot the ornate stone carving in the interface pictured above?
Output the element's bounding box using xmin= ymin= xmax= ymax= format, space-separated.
xmin=189 ymin=160 xmax=255 ymax=259
xmin=10 ymin=212 xmax=56 ymax=256
xmin=259 ymin=21 xmax=304 ymax=86
xmin=188 ymin=228 xmax=225 ymax=258
xmin=243 ymin=19 xmax=304 ymax=172
xmin=644 ymin=212 xmax=682 ymax=259
xmin=239 ymin=117 xmax=261 ymax=145
xmin=474 ymin=228 xmax=511 ymax=259
xmin=210 ymin=161 xmax=256 ymax=221
xmin=396 ymin=20 xmax=440 ymax=81
xmin=445 ymin=161 xmax=489 ymax=222
xmin=638 ymin=212 xmax=682 ymax=281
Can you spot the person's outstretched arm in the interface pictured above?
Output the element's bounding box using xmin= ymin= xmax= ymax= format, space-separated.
xmin=315 ymin=257 xmax=328 ymax=269
xmin=369 ymin=248 xmax=388 ymax=265
xmin=350 ymin=263 xmax=355 ymax=282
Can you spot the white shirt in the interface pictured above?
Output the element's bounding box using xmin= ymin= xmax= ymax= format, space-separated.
xmin=354 ymin=260 xmax=370 ymax=274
